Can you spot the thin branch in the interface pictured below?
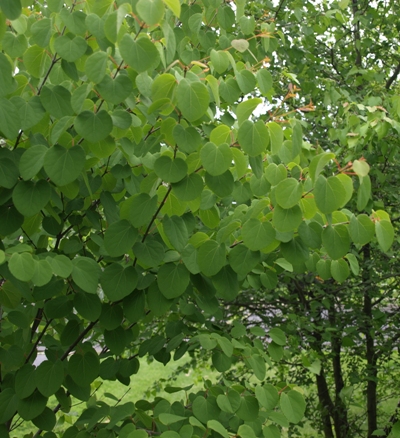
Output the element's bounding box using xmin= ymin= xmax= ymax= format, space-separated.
xmin=25 ymin=318 xmax=53 ymax=364
xmin=141 ymin=186 xmax=172 ymax=244
xmin=386 ymin=60 xmax=400 ymax=90
xmin=274 ymin=0 xmax=286 ymax=19
xmin=60 ymin=319 xmax=99 ymax=361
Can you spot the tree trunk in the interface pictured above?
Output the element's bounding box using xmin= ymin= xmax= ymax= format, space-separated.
xmin=329 ymin=304 xmax=350 ymax=437
xmin=362 ymin=245 xmax=378 ymax=437
xmin=315 ymin=370 xmax=335 ymax=438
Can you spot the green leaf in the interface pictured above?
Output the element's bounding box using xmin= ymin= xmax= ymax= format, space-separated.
xmin=205 ymin=170 xmax=234 ymax=198
xmin=147 ymin=282 xmax=174 ymax=316
xmin=111 ymin=109 xmax=132 ymax=129
xmin=173 ymin=125 xmax=202 ymax=154
xmin=54 ymin=34 xmax=87 ymax=62
xmin=30 ymin=18 xmax=52 ymax=47
xmin=273 ymin=204 xmax=302 ymax=233
xmin=265 ymin=163 xmax=287 ymax=185
xmin=32 ymin=407 xmax=56 ymax=432
xmin=216 ymin=390 xmax=241 ymax=414
xmin=152 ymin=73 xmax=176 ymax=102
xmin=71 ymin=257 xmax=101 ymax=294
xmin=210 ymin=49 xmax=230 ymax=74
xmin=104 ymin=326 xmax=127 ymax=355
xmin=263 ymin=425 xmax=280 ymax=438
xmin=255 ymin=384 xmax=279 ymax=410
xmin=349 ymin=214 xmax=375 ymax=245
xmin=35 ymin=360 xmax=64 ymax=397
xmin=46 ymin=255 xmax=73 ymax=278
xmin=119 ymin=34 xmax=160 ymax=73
xmin=242 ymin=218 xmax=275 ymax=251
xmin=12 ymin=180 xmax=52 ymax=217
xmin=357 ymin=175 xmax=371 ymax=211
xmin=199 ymin=206 xmax=220 ymax=229
xmin=336 ymin=173 xmax=353 ymax=206
xmin=172 ymin=173 xmax=204 ymax=201
xmin=0 ymin=52 xmax=15 ymax=96
xmin=257 ymin=69 xmax=273 ymax=95
xmin=238 ymin=120 xmax=269 ymax=156
xmin=236 ymin=98 xmax=262 ymax=126
xmin=157 ymin=263 xmax=189 ymax=298
xmin=197 ymin=240 xmax=226 ymax=276
xmin=9 ymin=96 xmax=43 ymax=132
xmin=159 ymin=413 xmax=187 ymax=425
xmin=40 ymin=85 xmax=74 ymax=120
xmin=104 ymin=220 xmax=138 ymax=257
xmin=345 ymin=253 xmax=359 ymax=275
xmin=0 ymin=0 xmax=22 ymax=20
xmin=309 ymin=152 xmax=335 ymax=182
xmin=133 ymin=239 xmax=165 ymax=267
xmin=210 ymin=125 xmax=231 ymax=145
xmin=236 ymin=396 xmax=259 ymax=421
xmin=217 ymin=5 xmax=235 ymax=29
xmin=352 ymin=159 xmax=370 ymax=177
xmin=316 ymin=259 xmax=332 ymax=280
xmin=68 ymin=351 xmax=99 ymax=386
xmin=0 ymin=281 xmax=22 ymax=309
xmin=231 ymin=38 xmax=249 ymax=52
xmin=322 ymin=225 xmax=351 ymax=260
xmin=269 ymin=328 xmax=286 ymax=345
xmin=176 ymin=79 xmax=210 ymax=122
xmin=208 ymin=420 xmax=230 ymax=438
xmin=375 ymin=220 xmax=394 ymax=252
xmin=229 ymin=244 xmax=260 ymax=276
xmin=192 ymin=396 xmax=220 ymax=424
xmin=74 ymin=291 xmax=101 ymax=321
xmin=154 ymin=156 xmax=188 ymax=183
xmin=85 ymin=51 xmax=108 ymax=83
xmin=237 ymin=425 xmax=257 ymax=438
xmin=291 ymin=120 xmax=303 ymax=156
xmin=15 ymin=365 xmax=36 ymax=399
xmin=0 ymin=157 xmax=18 ymax=189
xmin=43 ymin=145 xmax=85 ymax=186
xmin=75 ymin=110 xmax=113 ymax=143
xmin=298 ymin=221 xmax=322 ymax=249
xmin=100 ymin=264 xmax=138 ymax=301
xmin=96 ymin=74 xmax=133 ymax=104
xmin=137 ymin=0 xmax=164 ymax=26
xmin=44 ymin=295 xmax=72 ymax=319
xmin=162 ymin=0 xmax=180 ymax=17
xmin=200 ymin=142 xmax=232 ymax=176
xmin=331 ymin=258 xmax=350 ymax=282
xmin=0 ymin=98 xmax=20 ymax=140
xmin=2 ymin=33 xmax=27 ymax=59
xmin=17 ymin=390 xmax=47 ymax=421
xmin=124 ymin=193 xmax=158 ymax=228
xmin=245 ymin=354 xmax=266 ymax=380
xmin=32 ymin=259 xmax=53 ymax=287
xmin=212 ymin=350 xmax=232 ymax=372
xmin=275 ymin=178 xmax=303 ymax=208
xmin=163 ymin=215 xmax=188 ymax=252
xmin=314 ymin=175 xmax=346 ymax=214
xmin=275 ymin=258 xmax=293 ymax=272
xmin=236 ymin=69 xmax=256 ymax=94
xmin=24 ymin=45 xmax=50 ymax=78
xmin=280 ymin=390 xmax=306 ymax=424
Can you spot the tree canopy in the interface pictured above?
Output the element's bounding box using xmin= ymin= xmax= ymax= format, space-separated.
xmin=0 ymin=0 xmax=398 ymax=437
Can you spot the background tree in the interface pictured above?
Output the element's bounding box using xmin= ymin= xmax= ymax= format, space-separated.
xmin=0 ymin=0 xmax=394 ymax=437
xmin=219 ymin=1 xmax=400 ymax=437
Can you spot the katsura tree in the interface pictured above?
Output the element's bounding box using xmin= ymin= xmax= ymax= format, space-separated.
xmin=216 ymin=0 xmax=400 ymax=437
xmin=0 ymin=0 xmax=394 ymax=437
